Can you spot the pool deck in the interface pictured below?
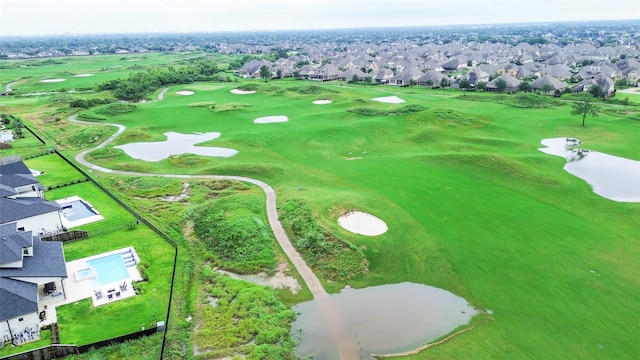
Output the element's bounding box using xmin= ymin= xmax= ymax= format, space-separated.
xmin=38 ymin=247 xmax=142 ymax=326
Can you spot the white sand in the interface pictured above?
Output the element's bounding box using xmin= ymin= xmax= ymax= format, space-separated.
xmin=231 ymin=89 xmax=256 ymax=94
xmin=74 ymin=74 xmax=94 ymax=77
xmin=176 ymin=90 xmax=195 ymax=96
xmin=313 ymin=99 xmax=332 ymax=104
xmin=39 ymin=78 xmax=66 ymax=83
xmin=372 ymin=96 xmax=405 ymax=104
xmin=338 ymin=211 xmax=388 ymax=236
xmin=254 ymin=115 xmax=289 ymax=124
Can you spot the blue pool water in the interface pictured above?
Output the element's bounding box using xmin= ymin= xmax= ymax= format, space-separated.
xmin=76 ymin=268 xmax=94 ymax=280
xmin=60 ymin=200 xmax=98 ymax=222
xmin=87 ymin=254 xmax=129 ymax=287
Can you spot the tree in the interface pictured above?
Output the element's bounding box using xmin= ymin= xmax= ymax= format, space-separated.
xmin=440 ymin=77 xmax=449 ymax=88
xmin=363 ymin=76 xmax=373 ymax=84
xmin=459 ymin=78 xmax=471 ymax=91
xmin=518 ymin=81 xmax=531 ymax=92
xmin=589 ymin=84 xmax=604 ymax=98
xmin=276 ymin=68 xmax=282 ymax=79
xmin=293 ymin=70 xmax=300 ymax=79
xmin=476 ymin=81 xmax=487 ymax=91
xmin=495 ymin=78 xmax=507 ymax=93
xmin=571 ymin=94 xmax=599 ymax=127
xmin=351 ymin=74 xmax=359 ymax=83
xmin=425 ymin=79 xmax=434 ymax=88
xmin=11 ymin=117 xmax=24 ymax=138
xmin=540 ymin=83 xmax=553 ymax=94
xmin=259 ymin=65 xmax=271 ymax=82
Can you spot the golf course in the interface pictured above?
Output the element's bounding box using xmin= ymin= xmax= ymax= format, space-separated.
xmin=1 ymin=54 xmax=639 ymax=359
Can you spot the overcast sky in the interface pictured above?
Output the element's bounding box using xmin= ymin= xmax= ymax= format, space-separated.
xmin=1 ymin=0 xmax=638 ymax=36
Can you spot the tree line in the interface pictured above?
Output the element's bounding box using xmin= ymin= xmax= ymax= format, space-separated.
xmin=95 ymin=60 xmax=221 ymax=100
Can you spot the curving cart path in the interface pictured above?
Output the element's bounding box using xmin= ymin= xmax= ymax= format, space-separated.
xmin=69 ymin=113 xmax=359 ymax=359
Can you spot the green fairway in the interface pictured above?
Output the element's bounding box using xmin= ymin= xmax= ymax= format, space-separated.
xmin=3 ymin=54 xmax=639 ymax=359
xmin=80 ymin=81 xmax=639 ymax=358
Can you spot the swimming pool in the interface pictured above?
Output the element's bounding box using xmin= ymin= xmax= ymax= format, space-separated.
xmin=60 ymin=200 xmax=98 ymax=222
xmin=87 ymin=254 xmax=130 ymax=287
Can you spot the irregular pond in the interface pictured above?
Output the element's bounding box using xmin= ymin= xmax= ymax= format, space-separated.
xmin=115 ymin=132 xmax=238 ymax=162
xmin=539 ymin=138 xmax=640 ymax=202
xmin=292 ymin=282 xmax=477 ymax=360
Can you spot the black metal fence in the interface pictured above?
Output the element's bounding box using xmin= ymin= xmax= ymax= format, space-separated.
xmin=14 ymin=125 xmax=179 ymax=360
xmin=41 ymin=230 xmax=89 ymax=243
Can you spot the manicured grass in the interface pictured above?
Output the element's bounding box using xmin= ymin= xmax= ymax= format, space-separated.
xmin=79 ymin=80 xmax=639 ymax=359
xmin=24 ymin=153 xmax=88 ymax=188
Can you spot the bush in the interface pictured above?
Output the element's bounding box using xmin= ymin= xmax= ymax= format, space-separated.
xmin=347 ymin=104 xmax=426 ymax=116
xmin=278 ymin=198 xmax=368 ymax=281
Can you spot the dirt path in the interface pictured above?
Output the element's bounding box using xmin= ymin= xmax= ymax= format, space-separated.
xmin=68 ymin=115 xmax=359 ymax=359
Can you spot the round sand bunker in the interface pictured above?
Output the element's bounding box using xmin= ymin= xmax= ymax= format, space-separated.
xmin=254 ymin=115 xmax=288 ymax=124
xmin=74 ymin=73 xmax=94 ymax=77
xmin=231 ymin=89 xmax=256 ymax=95
xmin=313 ymin=99 xmax=332 ymax=105
xmin=39 ymin=78 xmax=66 ymax=83
xmin=338 ymin=211 xmax=388 ymax=236
xmin=176 ymin=90 xmax=195 ymax=96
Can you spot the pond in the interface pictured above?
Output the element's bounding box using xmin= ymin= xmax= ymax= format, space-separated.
xmin=115 ymin=132 xmax=238 ymax=162
xmin=539 ymin=138 xmax=640 ymax=202
xmin=292 ymin=282 xmax=477 ymax=359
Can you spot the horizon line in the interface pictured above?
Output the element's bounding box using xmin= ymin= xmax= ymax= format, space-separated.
xmin=1 ymin=18 xmax=639 ymax=39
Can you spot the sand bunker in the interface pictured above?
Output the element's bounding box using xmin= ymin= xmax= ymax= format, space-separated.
xmin=372 ymin=96 xmax=405 ymax=104
xmin=313 ymin=99 xmax=332 ymax=105
xmin=338 ymin=211 xmax=388 ymax=236
xmin=231 ymin=89 xmax=256 ymax=94
xmin=254 ymin=115 xmax=289 ymax=124
xmin=74 ymin=74 xmax=94 ymax=77
xmin=176 ymin=90 xmax=195 ymax=96
xmin=39 ymin=78 xmax=66 ymax=83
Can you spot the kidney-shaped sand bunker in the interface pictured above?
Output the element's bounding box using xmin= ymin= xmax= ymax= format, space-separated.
xmin=338 ymin=210 xmax=388 ymax=236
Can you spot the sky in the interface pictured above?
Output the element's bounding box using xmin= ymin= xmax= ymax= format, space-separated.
xmin=0 ymin=0 xmax=638 ymax=37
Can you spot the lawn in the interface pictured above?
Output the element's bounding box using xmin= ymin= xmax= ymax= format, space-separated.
xmin=3 ymin=55 xmax=639 ymax=359
xmin=24 ymin=153 xmax=88 ymax=188
xmin=78 ymin=80 xmax=639 ymax=359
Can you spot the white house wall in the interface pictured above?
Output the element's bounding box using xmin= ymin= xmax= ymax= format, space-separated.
xmin=12 ymin=212 xmax=63 ymax=234
xmin=0 ymin=312 xmax=39 ymax=347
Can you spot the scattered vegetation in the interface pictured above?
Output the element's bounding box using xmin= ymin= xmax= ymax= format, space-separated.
xmin=284 ymin=85 xmax=338 ymax=95
xmin=347 ymin=104 xmax=426 ymax=116
xmin=209 ymin=102 xmax=252 ymax=112
xmin=458 ymin=93 xmax=563 ymax=108
xmin=279 ymin=198 xmax=368 ymax=281
xmin=193 ymin=271 xmax=296 ymax=359
xmin=187 ymin=193 xmax=277 ymax=274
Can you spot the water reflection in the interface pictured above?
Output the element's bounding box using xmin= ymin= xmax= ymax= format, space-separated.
xmin=292 ymin=282 xmax=477 ymax=360
xmin=539 ymin=138 xmax=640 ymax=202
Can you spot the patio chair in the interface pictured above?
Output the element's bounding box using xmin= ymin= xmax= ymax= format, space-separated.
xmin=120 ymin=282 xmax=128 ymax=292
xmin=94 ymin=289 xmax=102 ymax=300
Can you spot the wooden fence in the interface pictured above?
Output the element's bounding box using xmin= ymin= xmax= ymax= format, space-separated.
xmin=41 ymin=231 xmax=89 ymax=243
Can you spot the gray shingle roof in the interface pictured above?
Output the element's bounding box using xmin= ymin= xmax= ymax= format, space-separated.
xmin=0 ymin=197 xmax=61 ymax=225
xmin=0 ymin=278 xmax=38 ymax=322
xmin=0 ymin=237 xmax=67 ymax=278
xmin=0 ymin=223 xmax=33 ymax=266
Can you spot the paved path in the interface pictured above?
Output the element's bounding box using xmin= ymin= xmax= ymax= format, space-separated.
xmin=157 ymin=87 xmax=169 ymax=101
xmin=69 ymin=115 xmax=358 ymax=359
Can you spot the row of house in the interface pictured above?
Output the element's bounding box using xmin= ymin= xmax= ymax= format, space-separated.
xmin=0 ymin=157 xmax=68 ymax=348
xmin=236 ymin=40 xmax=639 ymax=97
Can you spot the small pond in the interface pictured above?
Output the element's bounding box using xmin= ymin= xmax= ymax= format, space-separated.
xmin=292 ymin=282 xmax=477 ymax=359
xmin=115 ymin=132 xmax=238 ymax=162
xmin=539 ymin=138 xmax=640 ymax=202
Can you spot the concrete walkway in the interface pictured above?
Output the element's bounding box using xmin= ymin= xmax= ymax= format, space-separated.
xmin=68 ymin=115 xmax=359 ymax=359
